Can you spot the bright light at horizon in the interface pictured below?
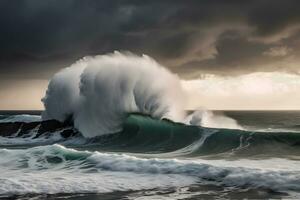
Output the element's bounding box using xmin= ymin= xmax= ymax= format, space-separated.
xmin=182 ymin=72 xmax=300 ymax=110
xmin=1 ymin=72 xmax=300 ymax=110
xmin=0 ymin=79 xmax=48 ymax=110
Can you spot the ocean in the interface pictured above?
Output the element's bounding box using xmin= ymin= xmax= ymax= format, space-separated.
xmin=0 ymin=110 xmax=299 ymax=199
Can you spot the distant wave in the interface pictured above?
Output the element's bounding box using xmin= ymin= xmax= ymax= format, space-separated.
xmin=0 ymin=114 xmax=41 ymax=123
xmin=186 ymin=110 xmax=243 ymax=130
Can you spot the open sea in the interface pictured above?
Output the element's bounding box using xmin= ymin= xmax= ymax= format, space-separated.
xmin=0 ymin=110 xmax=299 ymax=199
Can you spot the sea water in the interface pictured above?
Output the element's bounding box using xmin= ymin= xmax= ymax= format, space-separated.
xmin=0 ymin=110 xmax=299 ymax=199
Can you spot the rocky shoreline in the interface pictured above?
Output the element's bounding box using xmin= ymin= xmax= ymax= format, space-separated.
xmin=0 ymin=119 xmax=77 ymax=138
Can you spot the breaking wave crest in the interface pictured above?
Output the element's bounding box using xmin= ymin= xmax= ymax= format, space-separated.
xmin=42 ymin=52 xmax=244 ymax=138
xmin=42 ymin=52 xmax=185 ymax=138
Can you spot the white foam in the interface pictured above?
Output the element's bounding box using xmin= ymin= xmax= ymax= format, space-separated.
xmin=186 ymin=110 xmax=243 ymax=130
xmin=87 ymin=152 xmax=300 ymax=192
xmin=0 ymin=171 xmax=195 ymax=196
xmin=0 ymin=145 xmax=195 ymax=196
xmin=42 ymin=52 xmax=185 ymax=138
xmin=0 ymin=145 xmax=299 ymax=196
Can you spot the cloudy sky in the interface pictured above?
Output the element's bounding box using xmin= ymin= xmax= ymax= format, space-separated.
xmin=1 ymin=0 xmax=300 ymax=109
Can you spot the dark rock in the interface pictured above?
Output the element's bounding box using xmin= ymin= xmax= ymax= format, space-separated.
xmin=17 ymin=121 xmax=40 ymax=136
xmin=0 ymin=119 xmax=77 ymax=138
xmin=33 ymin=120 xmax=68 ymax=138
xmin=60 ymin=129 xmax=77 ymax=138
xmin=0 ymin=122 xmax=22 ymax=137
xmin=38 ymin=120 xmax=66 ymax=134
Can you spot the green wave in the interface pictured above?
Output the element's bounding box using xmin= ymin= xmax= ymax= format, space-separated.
xmin=83 ymin=114 xmax=300 ymax=157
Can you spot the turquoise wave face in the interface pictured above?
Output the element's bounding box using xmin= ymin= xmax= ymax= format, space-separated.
xmin=0 ymin=114 xmax=299 ymax=158
xmin=75 ymin=114 xmax=300 ymax=158
xmin=88 ymin=114 xmax=202 ymax=153
xmin=0 ymin=113 xmax=300 ymax=198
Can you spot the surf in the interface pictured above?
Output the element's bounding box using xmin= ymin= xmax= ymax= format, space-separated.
xmin=0 ymin=113 xmax=299 ymax=158
xmin=0 ymin=144 xmax=299 ymax=198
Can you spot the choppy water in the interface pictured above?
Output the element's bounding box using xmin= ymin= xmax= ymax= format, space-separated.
xmin=0 ymin=111 xmax=299 ymax=199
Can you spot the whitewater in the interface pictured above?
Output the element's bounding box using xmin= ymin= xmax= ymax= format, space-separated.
xmin=0 ymin=52 xmax=299 ymax=199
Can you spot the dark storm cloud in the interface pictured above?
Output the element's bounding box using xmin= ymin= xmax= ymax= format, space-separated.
xmin=247 ymin=0 xmax=300 ymax=36
xmin=176 ymin=30 xmax=298 ymax=77
xmin=214 ymin=31 xmax=268 ymax=66
xmin=1 ymin=0 xmax=300 ymax=79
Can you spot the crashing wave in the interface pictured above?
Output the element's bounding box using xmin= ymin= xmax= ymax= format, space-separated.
xmin=42 ymin=52 xmax=244 ymax=138
xmin=42 ymin=52 xmax=185 ymax=138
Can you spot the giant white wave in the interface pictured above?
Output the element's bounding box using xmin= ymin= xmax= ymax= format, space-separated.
xmin=42 ymin=52 xmax=185 ymax=138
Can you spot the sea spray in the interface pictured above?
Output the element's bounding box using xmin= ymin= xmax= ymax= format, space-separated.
xmin=42 ymin=52 xmax=185 ymax=138
xmin=187 ymin=110 xmax=243 ymax=130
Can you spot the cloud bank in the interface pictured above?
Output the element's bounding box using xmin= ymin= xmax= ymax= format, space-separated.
xmin=1 ymin=0 xmax=300 ymax=79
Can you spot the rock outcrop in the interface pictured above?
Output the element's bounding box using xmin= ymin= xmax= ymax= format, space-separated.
xmin=0 ymin=120 xmax=77 ymax=138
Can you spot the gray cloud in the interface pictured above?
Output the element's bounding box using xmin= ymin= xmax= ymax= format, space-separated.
xmin=1 ymin=0 xmax=300 ymax=79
